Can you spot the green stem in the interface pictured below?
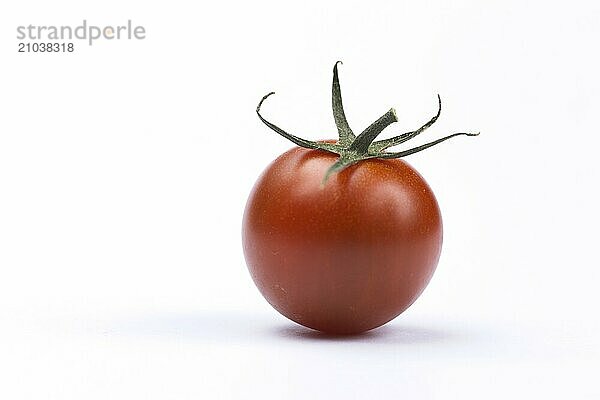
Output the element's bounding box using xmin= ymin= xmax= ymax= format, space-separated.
xmin=370 ymin=95 xmax=442 ymax=152
xmin=349 ymin=108 xmax=398 ymax=154
xmin=332 ymin=61 xmax=355 ymax=146
xmin=378 ymin=132 xmax=480 ymax=159
xmin=256 ymin=92 xmax=320 ymax=150
xmin=256 ymin=63 xmax=478 ymax=183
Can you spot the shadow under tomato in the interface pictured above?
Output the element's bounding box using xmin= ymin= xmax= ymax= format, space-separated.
xmin=108 ymin=310 xmax=460 ymax=346
xmin=274 ymin=323 xmax=457 ymax=344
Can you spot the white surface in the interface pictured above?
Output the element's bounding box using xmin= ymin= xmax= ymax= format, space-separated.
xmin=1 ymin=0 xmax=599 ymax=398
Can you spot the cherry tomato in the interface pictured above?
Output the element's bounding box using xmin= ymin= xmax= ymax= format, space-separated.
xmin=243 ymin=147 xmax=442 ymax=334
xmin=242 ymin=62 xmax=476 ymax=334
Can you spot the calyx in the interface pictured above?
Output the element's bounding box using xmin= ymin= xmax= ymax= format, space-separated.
xmin=257 ymin=61 xmax=479 ymax=183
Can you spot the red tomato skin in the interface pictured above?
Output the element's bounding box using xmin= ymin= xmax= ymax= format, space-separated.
xmin=242 ymin=146 xmax=443 ymax=334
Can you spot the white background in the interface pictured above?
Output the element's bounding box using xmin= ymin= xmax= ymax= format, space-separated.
xmin=1 ymin=0 xmax=599 ymax=398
